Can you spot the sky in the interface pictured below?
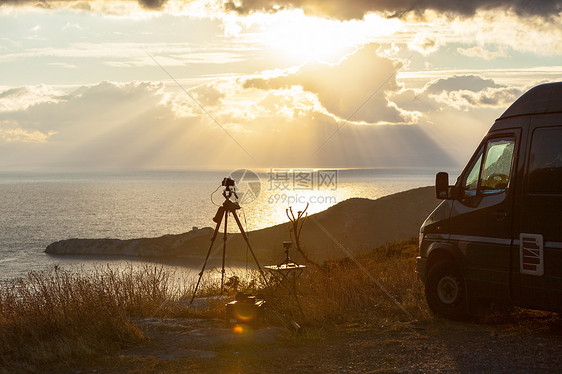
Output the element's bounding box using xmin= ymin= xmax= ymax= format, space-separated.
xmin=0 ymin=0 xmax=561 ymax=171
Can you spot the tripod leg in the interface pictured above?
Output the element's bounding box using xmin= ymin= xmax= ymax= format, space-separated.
xmin=190 ymin=209 xmax=224 ymax=304
xmin=231 ymin=211 xmax=269 ymax=286
xmin=220 ymin=212 xmax=228 ymax=294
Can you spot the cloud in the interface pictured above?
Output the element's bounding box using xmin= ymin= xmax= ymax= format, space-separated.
xmin=0 ymin=85 xmax=64 ymax=112
xmin=0 ymin=0 xmax=169 ymax=12
xmin=449 ymin=11 xmax=562 ymax=56
xmin=190 ymin=84 xmax=226 ymax=107
xmin=48 ymin=62 xmax=78 ymax=69
xmin=0 ymin=81 xmax=213 ymax=168
xmin=408 ymin=33 xmax=442 ymax=55
xmin=137 ymin=0 xmax=167 ymax=9
xmin=0 ymin=78 xmax=457 ymax=170
xmin=387 ymin=75 xmax=528 ymax=164
xmin=424 ymin=75 xmax=501 ymax=94
xmin=394 ymin=75 xmax=522 ymax=113
xmin=433 ymin=87 xmax=522 ymax=111
xmin=243 ymin=43 xmax=415 ymax=125
xmin=457 ymin=46 xmax=508 ymax=60
xmin=0 ymin=124 xmax=57 ymax=143
xmin=0 ymin=41 xmax=246 ymax=67
xmin=62 ymin=22 xmax=83 ymax=30
xmin=222 ymin=0 xmax=562 ymax=20
xmin=3 ymin=0 xmax=560 ymax=20
xmin=256 ymin=86 xmax=322 ymax=120
xmin=0 ymin=81 xmax=165 ymax=134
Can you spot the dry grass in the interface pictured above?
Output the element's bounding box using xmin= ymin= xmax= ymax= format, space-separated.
xmin=261 ymin=238 xmax=430 ymax=327
xmin=0 ymin=264 xmax=210 ymax=373
xmin=0 ymin=238 xmax=427 ymax=371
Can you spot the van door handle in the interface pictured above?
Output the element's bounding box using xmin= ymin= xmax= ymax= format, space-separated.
xmin=492 ymin=210 xmax=508 ymax=221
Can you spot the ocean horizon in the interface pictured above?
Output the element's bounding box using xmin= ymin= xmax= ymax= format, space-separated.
xmin=0 ymin=168 xmax=455 ymax=281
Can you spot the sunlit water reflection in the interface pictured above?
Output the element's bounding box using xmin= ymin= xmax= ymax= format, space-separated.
xmin=0 ymin=169 xmax=453 ymax=281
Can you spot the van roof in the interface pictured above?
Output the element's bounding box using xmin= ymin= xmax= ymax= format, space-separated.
xmin=499 ymin=82 xmax=562 ymax=120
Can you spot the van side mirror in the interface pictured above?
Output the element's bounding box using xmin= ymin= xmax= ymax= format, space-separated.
xmin=436 ymin=172 xmax=451 ymax=199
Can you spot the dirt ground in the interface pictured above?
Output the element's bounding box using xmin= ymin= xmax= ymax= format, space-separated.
xmin=48 ymin=310 xmax=562 ymax=374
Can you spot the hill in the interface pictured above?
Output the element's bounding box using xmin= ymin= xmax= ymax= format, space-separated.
xmin=46 ymin=186 xmax=440 ymax=262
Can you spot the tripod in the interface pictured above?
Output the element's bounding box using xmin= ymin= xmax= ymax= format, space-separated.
xmin=190 ymin=186 xmax=268 ymax=303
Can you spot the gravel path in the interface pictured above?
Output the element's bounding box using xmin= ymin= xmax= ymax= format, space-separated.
xmin=52 ymin=311 xmax=562 ymax=374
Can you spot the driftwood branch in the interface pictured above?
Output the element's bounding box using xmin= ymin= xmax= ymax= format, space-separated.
xmin=286 ymin=204 xmax=322 ymax=271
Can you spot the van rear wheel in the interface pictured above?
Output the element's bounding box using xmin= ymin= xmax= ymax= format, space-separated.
xmin=425 ymin=260 xmax=467 ymax=320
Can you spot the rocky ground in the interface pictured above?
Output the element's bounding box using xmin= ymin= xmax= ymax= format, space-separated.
xmin=48 ymin=310 xmax=562 ymax=374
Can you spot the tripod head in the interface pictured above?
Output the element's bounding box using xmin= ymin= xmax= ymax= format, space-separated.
xmin=221 ymin=177 xmax=239 ymax=201
xmin=213 ymin=177 xmax=241 ymax=223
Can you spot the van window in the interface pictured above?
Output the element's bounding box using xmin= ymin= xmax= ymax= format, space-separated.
xmin=463 ymin=151 xmax=483 ymax=197
xmin=528 ymin=127 xmax=562 ymax=195
xmin=462 ymin=136 xmax=515 ymax=197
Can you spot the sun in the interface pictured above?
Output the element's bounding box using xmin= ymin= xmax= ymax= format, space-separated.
xmin=254 ymin=10 xmax=403 ymax=64
xmin=263 ymin=13 xmax=349 ymax=63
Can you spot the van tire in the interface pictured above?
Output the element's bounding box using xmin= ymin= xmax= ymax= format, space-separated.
xmin=425 ymin=260 xmax=468 ymax=320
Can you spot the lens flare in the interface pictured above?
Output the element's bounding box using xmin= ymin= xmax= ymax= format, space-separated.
xmin=233 ymin=324 xmax=245 ymax=334
xmin=233 ymin=306 xmax=257 ymax=322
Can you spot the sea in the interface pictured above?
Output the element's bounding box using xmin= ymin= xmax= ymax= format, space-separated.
xmin=0 ymin=168 xmax=447 ymax=282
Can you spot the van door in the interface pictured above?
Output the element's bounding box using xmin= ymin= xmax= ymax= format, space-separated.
xmin=516 ymin=124 xmax=562 ymax=311
xmin=449 ymin=130 xmax=519 ymax=303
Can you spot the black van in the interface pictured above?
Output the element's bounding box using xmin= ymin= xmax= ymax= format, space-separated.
xmin=416 ymin=82 xmax=562 ymax=319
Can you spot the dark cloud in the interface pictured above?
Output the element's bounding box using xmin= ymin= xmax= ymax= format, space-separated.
xmin=2 ymin=0 xmax=560 ymax=18
xmin=0 ymin=0 xmax=168 ymax=10
xmin=137 ymin=0 xmax=167 ymax=9
xmin=223 ymin=0 xmax=562 ymax=19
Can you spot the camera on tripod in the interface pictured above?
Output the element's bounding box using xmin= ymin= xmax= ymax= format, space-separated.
xmin=213 ymin=176 xmax=240 ymax=223
xmin=191 ymin=177 xmax=269 ymax=304
xmin=222 ymin=177 xmax=235 ymax=187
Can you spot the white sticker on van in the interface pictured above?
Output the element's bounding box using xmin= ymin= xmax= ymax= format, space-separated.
xmin=520 ymin=233 xmax=544 ymax=276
